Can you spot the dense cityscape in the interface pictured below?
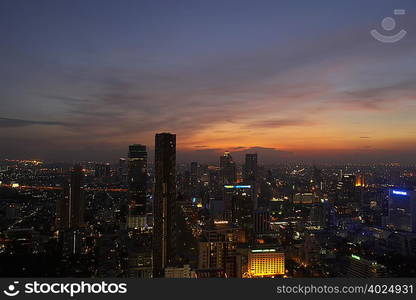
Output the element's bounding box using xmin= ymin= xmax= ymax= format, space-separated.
xmin=1 ymin=132 xmax=416 ymax=278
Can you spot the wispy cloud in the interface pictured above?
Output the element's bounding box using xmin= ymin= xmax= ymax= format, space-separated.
xmin=0 ymin=117 xmax=67 ymax=128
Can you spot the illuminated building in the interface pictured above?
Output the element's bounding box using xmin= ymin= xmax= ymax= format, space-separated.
xmin=355 ymin=174 xmax=366 ymax=187
xmin=293 ymin=192 xmax=318 ymax=205
xmin=153 ymin=133 xmax=176 ymax=277
xmin=387 ymin=189 xmax=416 ymax=232
xmin=247 ymin=249 xmax=285 ymax=277
xmin=220 ymin=152 xmax=236 ymax=185
xmin=165 ymin=265 xmax=196 ymax=278
xmin=347 ymin=254 xmax=386 ymax=278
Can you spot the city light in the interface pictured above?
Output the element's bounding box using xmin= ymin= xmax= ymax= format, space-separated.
xmin=392 ymin=190 xmax=408 ymax=196
xmin=223 ymin=185 xmax=251 ymax=189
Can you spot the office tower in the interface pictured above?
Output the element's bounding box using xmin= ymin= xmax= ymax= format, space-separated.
xmin=128 ymin=144 xmax=148 ymax=218
xmin=56 ymin=191 xmax=70 ymax=230
xmin=247 ymin=249 xmax=285 ymax=278
xmin=336 ymin=174 xmax=356 ymax=202
xmin=254 ymin=209 xmax=270 ymax=234
xmin=243 ymin=154 xmax=257 ymax=182
xmin=118 ymin=158 xmax=128 ymax=184
xmin=347 ymin=255 xmax=386 ymax=277
xmin=153 ymin=133 xmax=176 ymax=277
xmin=387 ymin=189 xmax=416 ymax=232
xmin=69 ymin=164 xmax=85 ymax=228
xmin=223 ymin=185 xmax=254 ymax=242
xmin=243 ymin=153 xmax=258 ymax=209
xmin=308 ymin=203 xmax=329 ymax=229
xmin=220 ymin=152 xmax=236 ymax=185
xmin=55 ymin=165 xmax=84 ymax=230
xmin=198 ymin=226 xmax=241 ymax=277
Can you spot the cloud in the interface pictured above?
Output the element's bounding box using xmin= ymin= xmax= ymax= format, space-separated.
xmin=246 ymin=119 xmax=318 ymax=129
xmin=0 ymin=117 xmax=67 ymax=128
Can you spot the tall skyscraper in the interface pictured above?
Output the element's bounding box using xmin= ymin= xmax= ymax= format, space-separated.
xmin=69 ymin=164 xmax=84 ymax=228
xmin=153 ymin=133 xmax=177 ymax=277
xmin=128 ymin=144 xmax=148 ymax=217
xmin=243 ymin=153 xmax=258 ymax=209
xmin=220 ymin=152 xmax=236 ymax=185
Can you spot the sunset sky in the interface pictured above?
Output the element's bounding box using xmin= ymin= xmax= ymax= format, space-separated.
xmin=1 ymin=0 xmax=415 ymax=163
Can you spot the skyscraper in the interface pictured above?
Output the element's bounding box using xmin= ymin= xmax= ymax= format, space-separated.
xmin=387 ymin=189 xmax=416 ymax=232
xmin=153 ymin=133 xmax=177 ymax=277
xmin=243 ymin=153 xmax=257 ymax=183
xmin=69 ymin=164 xmax=84 ymax=228
xmin=243 ymin=153 xmax=258 ymax=209
xmin=220 ymin=152 xmax=236 ymax=185
xmin=128 ymin=144 xmax=148 ymax=217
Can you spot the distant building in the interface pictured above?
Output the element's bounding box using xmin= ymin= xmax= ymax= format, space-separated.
xmin=164 ymin=265 xmax=196 ymax=278
xmin=293 ymin=193 xmax=318 ymax=205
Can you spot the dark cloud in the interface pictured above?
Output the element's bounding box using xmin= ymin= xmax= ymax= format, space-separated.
xmin=0 ymin=117 xmax=67 ymax=128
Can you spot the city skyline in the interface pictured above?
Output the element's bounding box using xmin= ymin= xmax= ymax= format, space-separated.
xmin=1 ymin=0 xmax=416 ymax=163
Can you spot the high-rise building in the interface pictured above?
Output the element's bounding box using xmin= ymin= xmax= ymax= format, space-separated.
xmin=223 ymin=185 xmax=255 ymax=242
xmin=69 ymin=164 xmax=85 ymax=228
xmin=243 ymin=153 xmax=258 ymax=209
xmin=198 ymin=226 xmax=241 ymax=277
xmin=118 ymin=158 xmax=128 ymax=184
xmin=347 ymin=254 xmax=386 ymax=277
xmin=190 ymin=161 xmax=198 ymax=196
xmin=243 ymin=154 xmax=257 ymax=182
xmin=387 ymin=189 xmax=416 ymax=232
xmin=153 ymin=133 xmax=176 ymax=277
xmin=220 ymin=152 xmax=236 ymax=185
xmin=128 ymin=144 xmax=148 ymax=217
xmin=254 ymin=209 xmax=270 ymax=234
xmin=247 ymin=249 xmax=285 ymax=278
